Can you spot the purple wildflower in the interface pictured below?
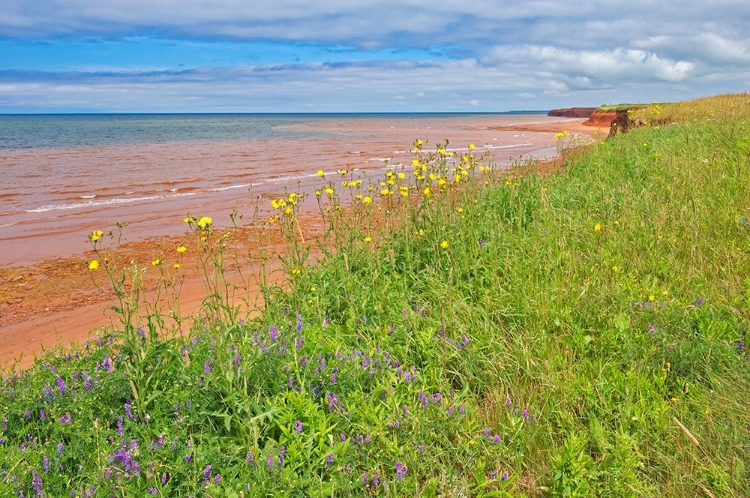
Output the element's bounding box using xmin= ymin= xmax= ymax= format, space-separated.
xmin=296 ymin=312 xmax=303 ymax=333
xmin=43 ymin=455 xmax=49 ymax=473
xmin=648 ymin=323 xmax=656 ymax=336
xmin=59 ymin=413 xmax=71 ymax=424
xmin=203 ymin=465 xmax=211 ymax=481
xmin=326 ymin=453 xmax=333 ymax=467
xmin=484 ymin=427 xmax=491 ymax=438
xmin=31 ymin=472 xmax=43 ymax=496
xmin=57 ymin=442 xmax=63 ymax=455
xmin=148 ymin=488 xmax=157 ymax=495
xmin=448 ymin=406 xmax=454 ymax=416
xmin=125 ymin=400 xmax=134 ymax=420
xmin=505 ymin=397 xmax=512 ymax=408
xmin=117 ymin=416 xmax=123 ymax=436
xmin=162 ymin=472 xmax=168 ymax=485
xmin=502 ymin=471 xmax=509 ymax=481
xmin=395 ymin=460 xmax=408 ymax=481
xmin=403 ymin=405 xmax=409 ymax=415
xmin=56 ymin=375 xmax=67 ymax=395
xmin=103 ymin=355 xmax=113 ymax=372
xmin=341 ymin=434 xmax=347 ymax=443
xmin=363 ymin=473 xmax=368 ymax=486
xmin=246 ymin=452 xmax=255 ymax=465
xmin=459 ymin=404 xmax=465 ymax=415
xmin=215 ymin=474 xmax=221 ymax=485
xmin=295 ymin=420 xmax=303 ymax=433
xmin=43 ymin=385 xmax=54 ymax=399
xmin=185 ymin=454 xmax=192 ymax=463
xmin=373 ymin=474 xmax=380 ymax=487
xmin=269 ymin=325 xmax=278 ymax=342
xmin=522 ymin=408 xmax=529 ymax=420
xmin=493 ymin=434 xmax=500 ymax=444
xmin=25 ymin=409 xmax=30 ymax=419
xmin=267 ymin=454 xmax=274 ymax=469
xmin=462 ymin=334 xmax=469 ymax=347
xmin=693 ymin=297 xmax=704 ymax=306
xmin=203 ymin=360 xmax=211 ymax=375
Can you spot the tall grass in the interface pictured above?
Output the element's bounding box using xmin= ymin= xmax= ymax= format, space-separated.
xmin=1 ymin=94 xmax=748 ymax=497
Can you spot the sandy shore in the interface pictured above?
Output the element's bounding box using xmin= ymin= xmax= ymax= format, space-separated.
xmin=0 ymin=120 xmax=608 ymax=370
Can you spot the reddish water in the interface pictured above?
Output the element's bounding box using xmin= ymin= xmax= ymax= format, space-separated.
xmin=1 ymin=114 xmax=583 ymax=267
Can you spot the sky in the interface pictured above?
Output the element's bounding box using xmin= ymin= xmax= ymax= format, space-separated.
xmin=1 ymin=1 xmax=749 ymax=113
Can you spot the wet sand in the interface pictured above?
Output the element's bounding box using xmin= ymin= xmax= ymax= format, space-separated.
xmin=0 ymin=119 xmax=607 ymax=370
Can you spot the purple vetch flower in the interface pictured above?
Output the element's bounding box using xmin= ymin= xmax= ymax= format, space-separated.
xmin=203 ymin=465 xmax=211 ymax=481
xmin=117 ymin=416 xmax=124 ymax=436
xmin=459 ymin=404 xmax=465 ymax=416
xmin=162 ymin=472 xmax=168 ymax=485
xmin=502 ymin=471 xmax=509 ymax=481
xmin=148 ymin=488 xmax=157 ymax=495
xmin=279 ymin=446 xmax=286 ymax=467
xmin=267 ymin=454 xmax=274 ymax=469
xmin=388 ymin=323 xmax=395 ymax=333
xmin=738 ymin=340 xmax=745 ymax=351
xmin=215 ymin=474 xmax=221 ymax=484
xmin=513 ymin=407 xmax=519 ymax=416
xmin=365 ymin=434 xmax=371 ymax=444
xmin=185 ymin=454 xmax=192 ymax=463
xmin=233 ymin=351 xmax=241 ymax=369
xmin=299 ymin=356 xmax=307 ymax=367
xmin=295 ymin=420 xmax=303 ymax=433
xmin=246 ymin=452 xmax=255 ymax=465
xmin=363 ymin=473 xmax=368 ymax=486
xmin=43 ymin=385 xmax=54 ymax=399
xmin=462 ymin=334 xmax=469 ymax=347
xmin=138 ymin=327 xmax=146 ymax=337
xmin=346 ymin=462 xmax=351 ymax=472
xmin=56 ymin=375 xmax=67 ymax=395
xmin=31 ymin=472 xmax=43 ymax=496
xmin=326 ymin=453 xmax=333 ymax=467
xmin=203 ymin=361 xmax=211 ymax=375
xmin=43 ymin=455 xmax=50 ymax=473
xmin=693 ymin=297 xmax=704 ymax=306
xmin=648 ymin=323 xmax=656 ymax=336
xmin=417 ymin=445 xmax=424 ymax=452
xmin=522 ymin=408 xmax=529 ymax=421
xmin=125 ymin=400 xmax=134 ymax=420
xmin=59 ymin=413 xmax=71 ymax=424
xmin=484 ymin=428 xmax=491 ymax=438
xmin=103 ymin=355 xmax=113 ymax=372
xmin=25 ymin=409 xmax=31 ymax=420
xmin=403 ymin=405 xmax=409 ymax=415
xmin=493 ymin=434 xmax=500 ymax=444
xmin=296 ymin=312 xmax=303 ymax=333
xmin=373 ymin=474 xmax=380 ymax=487
xmin=447 ymin=406 xmax=454 ymax=416
xmin=340 ymin=434 xmax=347 ymax=443
xmin=269 ymin=325 xmax=278 ymax=342
xmin=395 ymin=460 xmax=408 ymax=481
xmin=57 ymin=442 xmax=64 ymax=455
xmin=505 ymin=397 xmax=512 ymax=408
xmin=401 ymin=309 xmax=408 ymax=318
xmin=479 ymin=237 xmax=487 ymax=247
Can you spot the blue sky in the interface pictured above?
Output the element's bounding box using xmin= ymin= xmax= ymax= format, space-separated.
xmin=1 ymin=1 xmax=749 ymax=112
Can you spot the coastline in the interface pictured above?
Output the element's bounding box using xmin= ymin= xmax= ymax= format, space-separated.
xmin=0 ymin=118 xmax=608 ymax=370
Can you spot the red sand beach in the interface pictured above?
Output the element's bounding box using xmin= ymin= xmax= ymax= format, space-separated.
xmin=0 ymin=117 xmax=605 ymax=369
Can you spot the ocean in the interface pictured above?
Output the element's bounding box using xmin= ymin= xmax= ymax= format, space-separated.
xmin=1 ymin=113 xmax=579 ymax=267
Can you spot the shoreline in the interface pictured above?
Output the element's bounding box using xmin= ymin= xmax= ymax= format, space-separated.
xmin=0 ymin=119 xmax=608 ymax=370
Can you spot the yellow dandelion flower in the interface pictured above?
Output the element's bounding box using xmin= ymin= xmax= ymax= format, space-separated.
xmin=612 ymin=265 xmax=620 ymax=272
xmin=291 ymin=268 xmax=301 ymax=275
xmin=457 ymin=207 xmax=464 ymax=213
xmin=176 ymin=245 xmax=187 ymax=253
xmin=197 ymin=216 xmax=212 ymax=228
xmin=662 ymin=290 xmax=669 ymax=296
xmin=315 ymin=189 xmax=322 ymax=197
xmin=423 ymin=187 xmax=431 ymax=197
xmin=151 ymin=258 xmax=162 ymax=266
xmin=88 ymin=260 xmax=100 ymax=271
xmin=468 ymin=143 xmax=476 ymax=150
xmin=364 ymin=236 xmax=372 ymax=243
xmin=412 ymin=159 xmax=420 ymax=167
xmin=173 ymin=263 xmax=181 ymax=270
xmin=183 ymin=216 xmax=194 ymax=223
xmin=397 ymin=172 xmax=406 ymax=180
xmin=310 ymin=286 xmax=317 ymax=292
xmin=362 ymin=196 xmax=372 ymax=205
xmin=594 ymin=223 xmax=602 ymax=232
xmin=90 ymin=230 xmax=103 ymax=242
xmin=649 ymin=294 xmax=655 ymax=302
xmin=317 ymin=169 xmax=325 ymax=176
xmin=284 ymin=207 xmax=293 ymax=215
xmin=325 ymin=187 xmax=334 ymax=195
xmin=440 ymin=240 xmax=449 ymax=249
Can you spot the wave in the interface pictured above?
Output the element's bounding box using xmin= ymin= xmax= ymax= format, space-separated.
xmin=26 ymin=192 xmax=197 ymax=213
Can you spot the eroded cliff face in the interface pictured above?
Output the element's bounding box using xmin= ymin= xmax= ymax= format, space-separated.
xmin=583 ymin=110 xmax=619 ymax=127
xmin=547 ymin=107 xmax=597 ymax=118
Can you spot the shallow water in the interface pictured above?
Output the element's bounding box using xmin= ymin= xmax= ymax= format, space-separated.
xmin=1 ymin=113 xmax=579 ymax=267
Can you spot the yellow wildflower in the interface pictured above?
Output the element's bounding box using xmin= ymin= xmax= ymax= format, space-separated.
xmin=364 ymin=236 xmax=372 ymax=243
xmin=362 ymin=196 xmax=372 ymax=205
xmin=183 ymin=216 xmax=194 ymax=223
xmin=90 ymin=230 xmax=103 ymax=242
xmin=412 ymin=159 xmax=420 ymax=167
xmin=176 ymin=245 xmax=187 ymax=253
xmin=397 ymin=172 xmax=406 ymax=180
xmin=197 ymin=216 xmax=212 ymax=228
xmin=173 ymin=263 xmax=180 ymax=270
xmin=151 ymin=259 xmax=161 ymax=266
xmin=423 ymin=187 xmax=431 ymax=197
xmin=284 ymin=207 xmax=293 ymax=215
xmin=440 ymin=240 xmax=449 ymax=249
xmin=594 ymin=223 xmax=602 ymax=232
xmin=468 ymin=143 xmax=476 ymax=150
xmin=315 ymin=189 xmax=322 ymax=197
xmin=317 ymin=169 xmax=325 ymax=176
xmin=291 ymin=268 xmax=301 ymax=275
xmin=649 ymin=294 xmax=655 ymax=302
xmin=325 ymin=188 xmax=334 ymax=195
xmin=88 ymin=260 xmax=100 ymax=271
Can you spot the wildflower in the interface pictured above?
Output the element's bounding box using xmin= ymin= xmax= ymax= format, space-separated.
xmin=395 ymin=460 xmax=408 ymax=481
xmin=362 ymin=196 xmax=372 ymax=205
xmin=203 ymin=465 xmax=212 ymax=481
xmin=90 ymin=230 xmax=104 ymax=242
xmin=440 ymin=240 xmax=449 ymax=249
xmin=364 ymin=236 xmax=372 ymax=243
xmin=203 ymin=360 xmax=211 ymax=375
xmin=317 ymin=169 xmax=325 ymax=176
xmin=151 ymin=258 xmax=161 ymax=266
xmin=173 ymin=263 xmax=180 ymax=270
xmin=423 ymin=187 xmax=431 ymax=197
xmin=197 ymin=216 xmax=212 ymax=228
xmin=326 ymin=453 xmax=333 ymax=467
xmin=176 ymin=245 xmax=187 ymax=253
xmin=56 ymin=375 xmax=66 ymax=395
xmin=295 ymin=420 xmax=303 ymax=433
xmin=594 ymin=223 xmax=602 ymax=232
xmin=88 ymin=260 xmax=100 ymax=271
xmin=649 ymin=294 xmax=655 ymax=302
xmin=469 ymin=143 xmax=476 ymax=150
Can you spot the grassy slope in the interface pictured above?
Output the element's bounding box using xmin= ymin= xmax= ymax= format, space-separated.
xmin=1 ymin=95 xmax=748 ymax=497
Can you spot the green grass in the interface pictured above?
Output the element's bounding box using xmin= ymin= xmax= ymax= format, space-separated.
xmin=1 ymin=94 xmax=749 ymax=497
